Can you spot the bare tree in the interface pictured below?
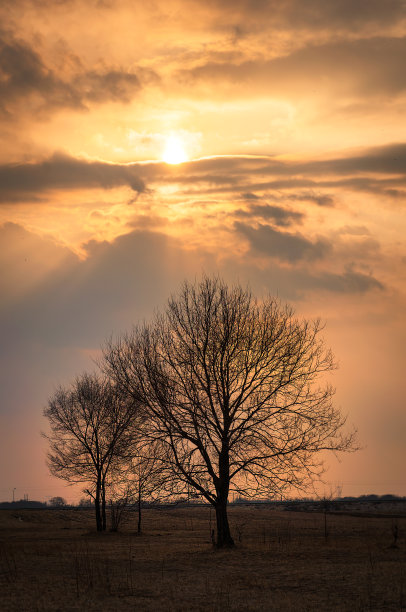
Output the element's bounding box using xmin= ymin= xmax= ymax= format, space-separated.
xmin=103 ymin=276 xmax=356 ymax=548
xmin=317 ymin=485 xmax=342 ymax=542
xmin=107 ymin=441 xmax=170 ymax=533
xmin=43 ymin=373 xmax=140 ymax=532
xmin=129 ymin=442 xmax=170 ymax=534
xmin=108 ymin=485 xmax=132 ymax=532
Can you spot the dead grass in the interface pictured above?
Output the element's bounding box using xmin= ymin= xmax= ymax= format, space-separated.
xmin=0 ymin=505 xmax=405 ymax=610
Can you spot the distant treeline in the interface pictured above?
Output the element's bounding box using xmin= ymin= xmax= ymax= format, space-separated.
xmin=337 ymin=494 xmax=406 ymax=502
xmin=0 ymin=500 xmax=47 ymax=509
xmin=1 ymin=493 xmax=405 ymax=510
xmin=234 ymin=494 xmax=406 ymax=505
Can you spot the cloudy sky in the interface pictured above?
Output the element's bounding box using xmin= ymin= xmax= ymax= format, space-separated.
xmin=1 ymin=0 xmax=405 ymax=503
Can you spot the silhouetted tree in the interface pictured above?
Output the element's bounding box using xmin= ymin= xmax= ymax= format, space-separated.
xmin=129 ymin=442 xmax=170 ymax=534
xmin=48 ymin=496 xmax=67 ymax=507
xmin=109 ymin=486 xmax=132 ymax=532
xmin=317 ymin=485 xmax=342 ymax=541
xmin=107 ymin=440 xmax=170 ymax=533
xmin=103 ymin=276 xmax=356 ymax=548
xmin=43 ymin=373 xmax=140 ymax=532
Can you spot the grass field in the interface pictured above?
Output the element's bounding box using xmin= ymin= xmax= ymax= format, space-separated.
xmin=1 ymin=504 xmax=405 ymax=610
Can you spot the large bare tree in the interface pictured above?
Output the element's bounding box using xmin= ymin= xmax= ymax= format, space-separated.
xmin=103 ymin=277 xmax=356 ymax=547
xmin=43 ymin=373 xmax=140 ymax=531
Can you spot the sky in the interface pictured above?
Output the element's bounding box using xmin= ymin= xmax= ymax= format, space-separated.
xmin=0 ymin=0 xmax=405 ymax=504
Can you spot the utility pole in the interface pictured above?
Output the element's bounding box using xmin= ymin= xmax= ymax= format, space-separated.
xmin=13 ymin=487 xmax=16 ymax=502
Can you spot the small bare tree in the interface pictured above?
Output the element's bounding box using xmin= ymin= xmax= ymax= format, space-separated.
xmin=43 ymin=373 xmax=140 ymax=532
xmin=317 ymin=485 xmax=342 ymax=542
xmin=107 ymin=440 xmax=170 ymax=533
xmin=129 ymin=442 xmax=170 ymax=534
xmin=109 ymin=486 xmax=132 ymax=532
xmin=103 ymin=276 xmax=356 ymax=548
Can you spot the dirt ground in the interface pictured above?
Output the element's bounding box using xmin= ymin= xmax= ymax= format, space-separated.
xmin=1 ymin=504 xmax=405 ymax=611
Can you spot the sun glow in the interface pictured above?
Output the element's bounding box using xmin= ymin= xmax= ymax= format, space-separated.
xmin=162 ymin=135 xmax=188 ymax=164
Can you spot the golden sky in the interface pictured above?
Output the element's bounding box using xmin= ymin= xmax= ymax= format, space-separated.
xmin=0 ymin=0 xmax=405 ymax=502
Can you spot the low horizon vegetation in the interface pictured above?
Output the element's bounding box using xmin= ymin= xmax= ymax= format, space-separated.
xmin=2 ymin=492 xmax=406 ymax=511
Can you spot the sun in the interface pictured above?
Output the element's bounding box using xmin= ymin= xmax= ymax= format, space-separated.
xmin=162 ymin=135 xmax=188 ymax=164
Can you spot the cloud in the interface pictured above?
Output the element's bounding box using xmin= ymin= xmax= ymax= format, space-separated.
xmin=0 ymin=222 xmax=385 ymax=359
xmin=197 ymin=0 xmax=406 ymax=31
xmin=0 ymin=222 xmax=78 ymax=310
xmin=240 ymin=192 xmax=335 ymax=207
xmin=0 ymin=152 xmax=145 ymax=202
xmin=235 ymin=221 xmax=330 ymax=262
xmin=282 ymin=0 xmax=406 ymax=29
xmin=241 ymin=192 xmax=260 ymax=200
xmin=235 ymin=203 xmax=304 ymax=226
xmin=2 ymin=142 xmax=405 ymax=205
xmin=312 ymin=142 xmax=406 ymax=176
xmin=286 ymin=193 xmax=335 ymax=207
xmin=315 ymin=267 xmax=384 ymax=293
xmin=146 ymin=144 xmax=406 ymax=198
xmin=0 ymin=32 xmax=155 ymax=117
xmin=3 ymin=0 xmax=405 ymax=33
xmin=177 ymin=37 xmax=406 ymax=99
xmin=172 ymin=143 xmax=406 ymax=183
xmin=0 ymin=225 xmax=217 ymax=350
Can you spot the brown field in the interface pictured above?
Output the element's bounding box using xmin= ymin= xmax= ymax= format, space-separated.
xmin=1 ymin=504 xmax=405 ymax=611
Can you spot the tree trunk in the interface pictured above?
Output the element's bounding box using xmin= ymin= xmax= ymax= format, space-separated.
xmin=215 ymin=445 xmax=234 ymax=548
xmin=95 ymin=479 xmax=102 ymax=532
xmin=215 ymin=502 xmax=234 ymax=548
xmin=137 ymin=488 xmax=142 ymax=534
xmin=101 ymin=482 xmax=107 ymax=531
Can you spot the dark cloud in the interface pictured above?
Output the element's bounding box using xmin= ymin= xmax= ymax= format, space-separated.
xmin=0 ymin=33 xmax=154 ymax=116
xmin=235 ymin=203 xmax=304 ymax=226
xmin=382 ymin=189 xmax=406 ymax=199
xmin=314 ymin=268 xmax=384 ymax=293
xmin=239 ymin=192 xmax=335 ymax=207
xmin=2 ymin=0 xmax=405 ymax=32
xmin=171 ymin=144 xmax=406 ymax=183
xmin=241 ymin=192 xmax=260 ymax=200
xmin=72 ymin=70 xmax=141 ymax=104
xmin=198 ymin=176 xmax=406 ymax=199
xmin=235 ymin=221 xmax=330 ymax=262
xmin=200 ymin=0 xmax=406 ymax=30
xmin=0 ymin=152 xmax=145 ymax=201
xmin=178 ymin=37 xmax=406 ymax=98
xmin=313 ymin=142 xmax=406 ymax=176
xmin=287 ymin=193 xmax=335 ymax=207
xmin=283 ymin=0 xmax=406 ymax=29
xmin=151 ymin=145 xmax=406 ymax=198
xmin=2 ymin=142 xmax=405 ymax=204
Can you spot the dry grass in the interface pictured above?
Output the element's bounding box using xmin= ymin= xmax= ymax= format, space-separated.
xmin=1 ymin=504 xmax=405 ymax=610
